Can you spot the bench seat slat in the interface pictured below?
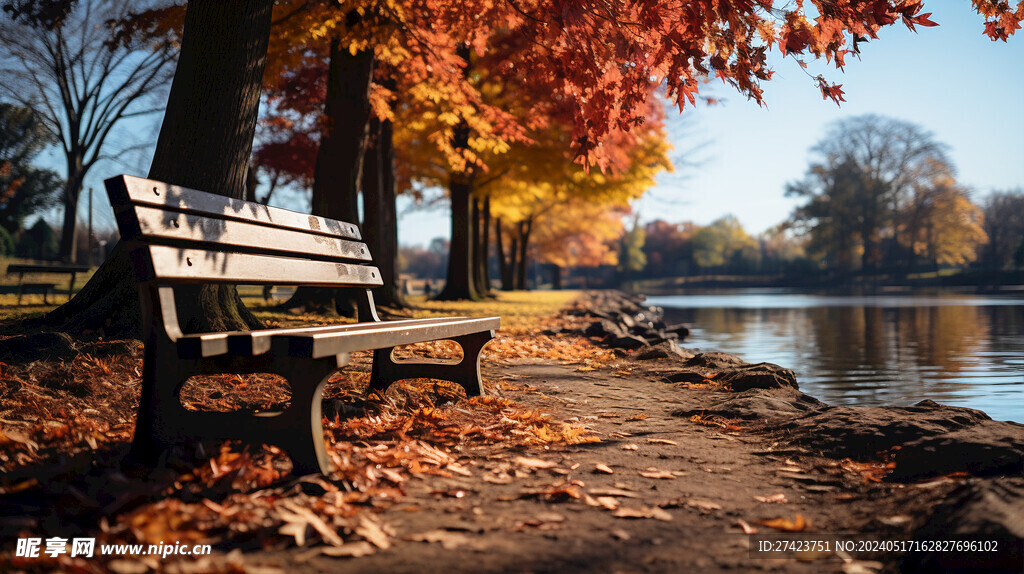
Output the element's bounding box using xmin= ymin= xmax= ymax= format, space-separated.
xmin=275 ymin=317 xmax=500 ymax=359
xmin=177 ymin=317 xmax=493 ymax=358
xmin=131 ymin=205 xmax=372 ymax=262
xmin=108 ymin=175 xmax=361 ymax=240
xmin=137 ymin=245 xmax=384 ymax=287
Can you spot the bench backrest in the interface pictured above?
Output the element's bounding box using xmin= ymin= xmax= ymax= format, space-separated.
xmin=105 ymin=175 xmax=383 ymax=289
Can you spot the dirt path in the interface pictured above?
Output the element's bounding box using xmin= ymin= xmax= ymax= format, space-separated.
xmin=250 ymin=359 xmax=958 ymax=574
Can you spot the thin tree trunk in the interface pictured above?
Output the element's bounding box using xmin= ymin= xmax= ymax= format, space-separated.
xmin=471 ymin=197 xmax=486 ymax=296
xmin=480 ymin=197 xmax=492 ymax=295
xmin=515 ymin=218 xmax=532 ymax=290
xmin=41 ymin=0 xmax=275 ymax=337
xmin=495 ymin=218 xmax=513 ymax=291
xmin=550 ymin=264 xmax=562 ymax=289
xmin=280 ymin=40 xmax=374 ymax=316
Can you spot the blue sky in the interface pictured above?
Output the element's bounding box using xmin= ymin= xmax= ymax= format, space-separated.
xmin=41 ymin=3 xmax=1024 ymax=246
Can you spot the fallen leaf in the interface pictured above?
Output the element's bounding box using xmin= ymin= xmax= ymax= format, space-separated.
xmin=613 ymin=506 xmax=673 ymax=521
xmin=407 ymin=529 xmax=472 ymax=550
xmin=756 ymin=514 xmax=808 ymax=532
xmin=755 ymin=493 xmax=788 ymax=504
xmin=734 ymin=519 xmax=758 ymax=534
xmin=320 ymin=542 xmax=376 ymax=558
xmin=279 ymin=501 xmax=343 ymax=547
xmin=646 ymin=438 xmax=678 ymax=446
xmin=841 ymin=561 xmax=885 ymax=574
xmin=621 ymin=444 xmax=639 ymax=451
xmin=611 ymin=528 xmax=631 ymax=540
xmin=588 ymin=487 xmax=639 ymax=498
xmin=535 ymin=512 xmax=566 ymax=523
xmin=879 ymin=515 xmax=911 ymax=527
xmin=514 ymin=457 xmax=558 ymax=470
xmin=594 ymin=463 xmax=614 ymax=474
xmin=639 ymin=468 xmax=676 ymax=479
xmin=355 ymin=516 xmax=391 ymax=549
xmin=683 ymin=499 xmax=722 ymax=513
xmin=594 ymin=496 xmax=619 ymax=510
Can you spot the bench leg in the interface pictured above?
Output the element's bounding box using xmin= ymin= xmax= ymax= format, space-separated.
xmin=129 ymin=349 xmax=338 ymax=476
xmin=128 ymin=345 xmax=189 ymax=467
xmin=273 ymin=361 xmax=336 ymax=475
xmin=368 ymin=330 xmax=495 ymax=397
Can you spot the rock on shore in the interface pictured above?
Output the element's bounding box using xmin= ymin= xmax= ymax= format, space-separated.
xmin=569 ymin=290 xmax=1024 ymax=567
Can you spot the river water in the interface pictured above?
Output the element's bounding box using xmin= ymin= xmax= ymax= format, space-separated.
xmin=644 ymin=290 xmax=1024 ymax=422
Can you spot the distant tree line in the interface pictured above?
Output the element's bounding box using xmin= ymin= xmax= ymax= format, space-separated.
xmin=521 ymin=116 xmax=1024 ymax=286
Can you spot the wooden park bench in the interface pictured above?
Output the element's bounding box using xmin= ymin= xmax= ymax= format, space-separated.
xmin=6 ymin=263 xmax=91 ymax=304
xmin=106 ymin=174 xmax=499 ymax=474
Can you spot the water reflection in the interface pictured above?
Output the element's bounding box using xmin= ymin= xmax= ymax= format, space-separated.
xmin=649 ymin=292 xmax=1024 ymax=422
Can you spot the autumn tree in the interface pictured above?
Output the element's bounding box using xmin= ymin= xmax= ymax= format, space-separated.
xmin=0 ymin=103 xmax=62 ymax=235
xmin=787 ymin=116 xmax=953 ymax=273
xmin=900 ymin=160 xmax=987 ymax=268
xmin=642 ymin=220 xmax=697 ymax=277
xmin=0 ymin=0 xmax=176 ymax=263
xmin=42 ymin=0 xmax=274 ymax=335
xmin=485 ymin=112 xmax=671 ymax=291
xmin=31 ymin=0 xmax=1024 ymax=334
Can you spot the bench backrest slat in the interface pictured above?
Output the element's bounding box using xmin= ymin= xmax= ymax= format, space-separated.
xmin=125 ymin=205 xmax=373 ymax=263
xmin=136 ymin=245 xmax=384 ymax=287
xmin=107 ymin=175 xmax=361 ymax=241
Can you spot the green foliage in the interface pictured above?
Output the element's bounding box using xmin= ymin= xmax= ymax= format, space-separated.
xmin=617 ymin=219 xmax=647 ymax=274
xmin=691 ymin=216 xmax=758 ymax=271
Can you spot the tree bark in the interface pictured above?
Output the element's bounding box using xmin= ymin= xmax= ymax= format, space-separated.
xmin=436 ymin=175 xmax=479 ymax=300
xmin=549 ymin=264 xmax=563 ymax=289
xmin=515 ymin=218 xmax=532 ymax=290
xmin=363 ymin=115 xmax=407 ymax=309
xmin=495 ymin=218 xmax=513 ymax=291
xmin=480 ymin=197 xmax=493 ymax=295
xmin=436 ymin=120 xmax=479 ymax=301
xmin=40 ymin=0 xmax=275 ymax=337
xmin=280 ymin=40 xmax=375 ymax=316
xmin=471 ymin=197 xmax=485 ymax=296
xmin=57 ymin=163 xmax=83 ymax=263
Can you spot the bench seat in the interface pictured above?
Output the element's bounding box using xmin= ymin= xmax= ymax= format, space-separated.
xmin=177 ymin=316 xmax=501 ymax=359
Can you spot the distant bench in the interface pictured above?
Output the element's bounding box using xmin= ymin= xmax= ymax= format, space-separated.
xmin=106 ymin=174 xmax=500 ymax=474
xmin=5 ymin=263 xmax=91 ymax=304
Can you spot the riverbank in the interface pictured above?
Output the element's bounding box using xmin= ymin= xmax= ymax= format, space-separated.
xmin=0 ymin=291 xmax=1021 ymax=573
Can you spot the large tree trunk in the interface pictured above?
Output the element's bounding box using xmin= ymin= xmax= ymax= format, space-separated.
xmin=436 ymin=120 xmax=479 ymax=301
xmin=57 ymin=157 xmax=84 ymax=263
xmin=436 ymin=175 xmax=479 ymax=300
xmin=40 ymin=0 xmax=275 ymax=337
xmin=280 ymin=40 xmax=375 ymax=316
xmin=363 ymin=116 xmax=407 ymax=309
